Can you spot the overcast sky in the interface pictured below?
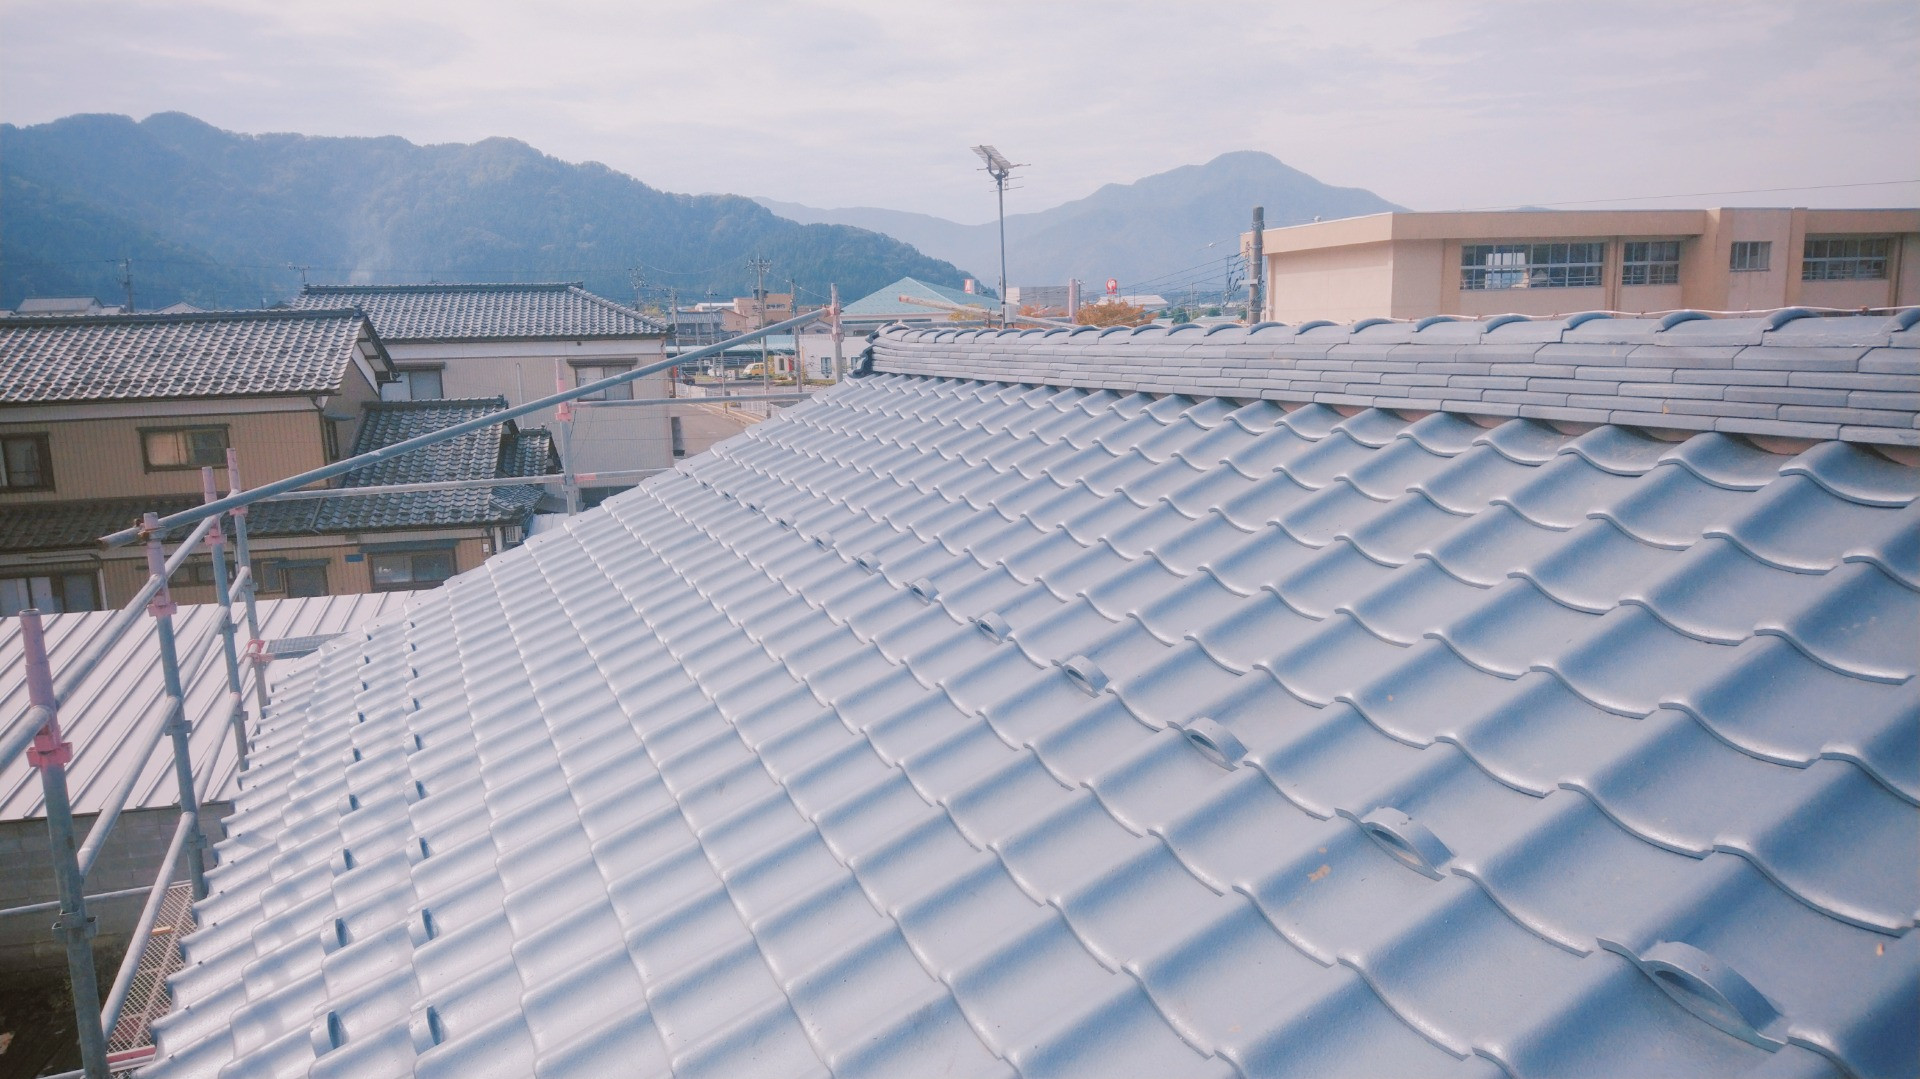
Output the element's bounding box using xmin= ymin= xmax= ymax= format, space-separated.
xmin=3 ymin=0 xmax=1915 ymax=225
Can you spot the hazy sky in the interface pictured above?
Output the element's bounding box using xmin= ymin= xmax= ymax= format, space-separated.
xmin=3 ymin=0 xmax=1915 ymax=224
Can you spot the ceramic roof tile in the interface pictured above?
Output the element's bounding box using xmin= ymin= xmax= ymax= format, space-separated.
xmin=293 ymin=283 xmax=663 ymax=340
xmin=144 ymin=360 xmax=1917 ymax=1079
xmin=0 ymin=309 xmax=380 ymax=403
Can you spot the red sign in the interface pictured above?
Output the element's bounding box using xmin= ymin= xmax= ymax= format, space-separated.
xmin=1106 ymin=278 xmax=1118 ymax=295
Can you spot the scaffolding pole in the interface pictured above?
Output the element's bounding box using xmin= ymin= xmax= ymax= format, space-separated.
xmin=142 ymin=514 xmax=209 ymax=901
xmin=201 ymin=468 xmax=249 ymax=769
xmin=18 ymin=610 xmax=110 ymax=1079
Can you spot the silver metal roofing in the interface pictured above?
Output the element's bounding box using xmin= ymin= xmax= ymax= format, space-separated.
xmin=0 ymin=592 xmax=418 ymax=820
xmin=868 ymin=310 xmax=1920 ymax=447
xmin=142 ymin=364 xmax=1916 ymax=1078
xmin=293 ymin=283 xmax=665 ymax=341
xmin=0 ymin=309 xmax=384 ymax=404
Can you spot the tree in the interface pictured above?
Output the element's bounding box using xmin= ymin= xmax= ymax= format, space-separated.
xmin=1074 ymin=300 xmax=1152 ymax=328
xmin=1170 ymin=308 xmax=1191 ymax=324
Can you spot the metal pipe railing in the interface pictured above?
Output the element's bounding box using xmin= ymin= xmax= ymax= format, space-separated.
xmin=142 ymin=516 xmax=209 ymax=902
xmin=73 ymin=694 xmax=178 ymax=878
xmin=98 ymin=810 xmax=195 ymax=1039
xmin=16 ymin=609 xmax=111 ymax=1079
xmin=0 ymin=516 xmax=216 ymax=773
xmin=99 ymin=308 xmax=826 ymax=547
xmin=579 ymin=391 xmax=817 ymax=408
xmin=200 ymin=468 xmax=250 ymax=770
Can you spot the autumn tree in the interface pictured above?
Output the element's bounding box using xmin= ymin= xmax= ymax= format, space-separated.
xmin=1074 ymin=300 xmax=1152 ymax=328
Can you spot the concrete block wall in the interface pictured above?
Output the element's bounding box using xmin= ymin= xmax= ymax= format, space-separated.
xmin=0 ymin=804 xmax=229 ymax=974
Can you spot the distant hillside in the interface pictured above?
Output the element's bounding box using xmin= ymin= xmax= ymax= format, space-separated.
xmin=758 ymin=151 xmax=1404 ymax=295
xmin=0 ymin=113 xmax=971 ymax=311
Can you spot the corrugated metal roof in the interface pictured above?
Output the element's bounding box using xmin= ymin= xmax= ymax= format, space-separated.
xmin=0 ymin=592 xmax=418 ymax=820
xmin=0 ymin=309 xmax=381 ymax=403
xmin=842 ymin=276 xmax=995 ymax=320
xmin=867 ymin=310 xmax=1920 ymax=447
xmin=293 ymin=283 xmax=665 ymax=341
xmin=141 ymin=367 xmax=1916 ymax=1078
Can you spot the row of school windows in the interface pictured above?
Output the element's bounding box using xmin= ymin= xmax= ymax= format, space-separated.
xmin=0 ymin=547 xmax=458 ymax=616
xmin=1459 ymin=237 xmax=1893 ymax=291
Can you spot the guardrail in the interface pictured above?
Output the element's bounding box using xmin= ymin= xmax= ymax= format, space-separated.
xmin=5 ymin=307 xmax=832 ymax=1078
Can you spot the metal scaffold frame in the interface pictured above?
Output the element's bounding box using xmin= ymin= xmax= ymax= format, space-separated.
xmin=1 ymin=308 xmax=827 ymax=1078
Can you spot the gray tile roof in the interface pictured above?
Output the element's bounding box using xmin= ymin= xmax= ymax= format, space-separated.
xmin=293 ymin=283 xmax=665 ymax=341
xmin=145 ymin=371 xmax=1916 ymax=1078
xmin=867 ymin=309 xmax=1920 ymax=447
xmin=0 ymin=310 xmax=383 ymax=403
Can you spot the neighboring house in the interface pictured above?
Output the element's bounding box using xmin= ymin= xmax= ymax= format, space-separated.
xmin=1251 ymin=207 xmax=1920 ymax=323
xmin=139 ymin=312 xmax=1917 ymax=1078
xmin=11 ymin=296 xmax=126 ymax=316
xmin=0 ymin=310 xmax=548 ymax=609
xmin=840 ymin=275 xmax=996 ymax=328
xmin=294 ymin=283 xmax=669 ymax=494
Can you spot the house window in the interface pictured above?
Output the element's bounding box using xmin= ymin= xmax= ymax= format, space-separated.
xmin=369 ymin=547 xmax=456 ymax=592
xmin=383 ymin=368 xmax=444 ymax=401
xmin=670 ymin=416 xmax=686 ymax=457
xmin=1621 ymin=241 xmax=1681 ymax=286
xmin=0 ymin=434 xmax=53 ymax=491
xmin=575 ymin=364 xmax=634 ymax=401
xmin=142 ymin=426 xmax=229 ymax=470
xmin=322 ymin=420 xmax=341 ymax=463
xmin=1729 ymin=241 xmax=1772 ymax=272
xmin=254 ymin=558 xmax=329 ymax=597
xmin=170 ymin=556 xmax=225 ymax=587
xmin=0 ymin=571 xmax=99 ymax=615
xmin=1802 ymin=237 xmax=1890 ymax=281
xmin=1460 ymin=242 xmax=1605 ymax=290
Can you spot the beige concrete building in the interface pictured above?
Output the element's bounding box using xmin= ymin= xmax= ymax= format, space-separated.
xmin=1249 ymin=208 xmax=1920 ymax=324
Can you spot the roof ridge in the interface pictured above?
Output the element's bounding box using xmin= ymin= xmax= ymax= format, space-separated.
xmin=0 ymin=308 xmax=366 ymax=327
xmin=301 ymin=282 xmax=583 ymax=293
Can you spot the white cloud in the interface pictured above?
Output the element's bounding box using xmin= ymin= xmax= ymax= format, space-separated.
xmin=3 ymin=0 xmax=1915 ymax=219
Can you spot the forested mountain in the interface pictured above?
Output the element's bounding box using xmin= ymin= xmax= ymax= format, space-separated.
xmin=0 ymin=112 xmax=972 ymax=311
xmin=758 ymin=151 xmax=1404 ymax=295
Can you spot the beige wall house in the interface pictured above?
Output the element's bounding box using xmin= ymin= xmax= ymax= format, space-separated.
xmin=0 ymin=310 xmax=550 ymax=610
xmin=296 ymin=283 xmax=669 ymax=494
xmin=1249 ymin=208 xmax=1920 ymax=324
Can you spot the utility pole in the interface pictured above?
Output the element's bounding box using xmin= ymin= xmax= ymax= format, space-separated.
xmin=972 ymin=146 xmax=1022 ymax=327
xmin=748 ymin=257 xmax=772 ymax=397
xmin=666 ymin=286 xmax=679 ymax=398
xmin=830 ymin=283 xmax=844 ymax=382
xmin=1247 ymin=206 xmax=1265 ymax=324
xmin=120 ymin=257 xmax=134 ymax=314
xmin=788 ymin=278 xmax=800 ymax=384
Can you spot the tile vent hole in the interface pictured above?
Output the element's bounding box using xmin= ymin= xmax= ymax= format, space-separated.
xmin=1177 ymin=717 xmax=1246 ymax=769
xmin=1357 ymin=807 xmax=1451 ymax=880
xmin=1062 ymin=655 xmax=1107 ymax=695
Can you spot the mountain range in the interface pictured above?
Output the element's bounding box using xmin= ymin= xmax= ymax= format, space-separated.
xmin=0 ymin=113 xmax=968 ymax=311
xmin=0 ymin=114 xmax=1403 ymax=314
xmin=757 ymin=151 xmax=1403 ymax=297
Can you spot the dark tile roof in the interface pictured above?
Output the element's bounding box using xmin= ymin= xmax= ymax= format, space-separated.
xmin=869 ymin=309 xmax=1920 ymax=447
xmin=0 ymin=400 xmax=547 ymax=549
xmin=292 ymin=283 xmax=664 ymax=341
xmin=0 ymin=310 xmax=384 ymax=404
xmin=145 ymin=371 xmax=1916 ymax=1078
xmin=313 ymin=398 xmax=548 ymax=531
